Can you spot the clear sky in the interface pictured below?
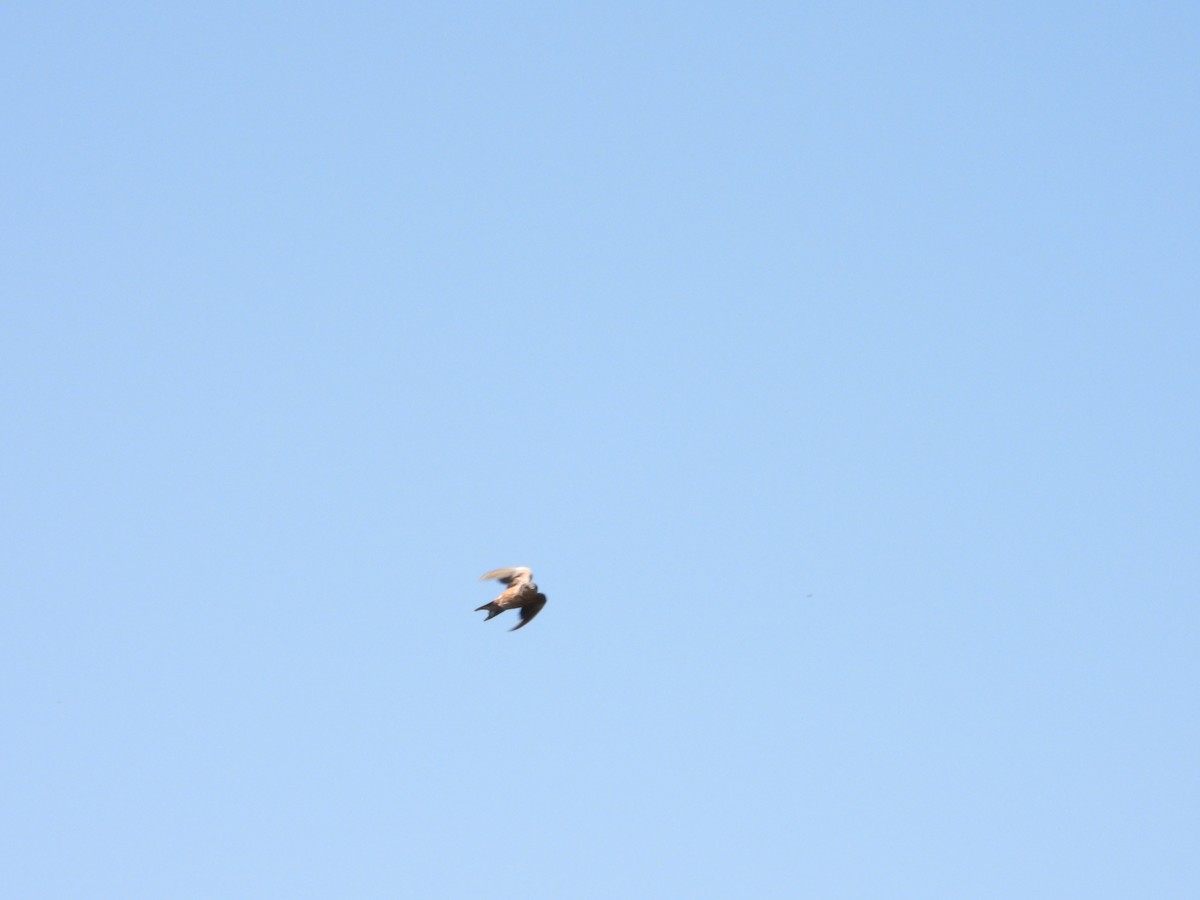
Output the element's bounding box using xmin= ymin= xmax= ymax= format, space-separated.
xmin=2 ymin=3 xmax=1197 ymax=897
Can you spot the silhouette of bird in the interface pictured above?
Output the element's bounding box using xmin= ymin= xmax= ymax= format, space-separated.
xmin=475 ymin=566 xmax=547 ymax=631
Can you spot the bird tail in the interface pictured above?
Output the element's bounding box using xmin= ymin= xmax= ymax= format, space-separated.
xmin=475 ymin=602 xmax=501 ymax=621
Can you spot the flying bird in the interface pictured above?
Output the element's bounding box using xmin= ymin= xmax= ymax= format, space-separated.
xmin=475 ymin=566 xmax=547 ymax=631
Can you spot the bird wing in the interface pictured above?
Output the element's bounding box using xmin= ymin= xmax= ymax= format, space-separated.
xmin=509 ymin=593 xmax=547 ymax=631
xmin=480 ymin=566 xmax=533 ymax=587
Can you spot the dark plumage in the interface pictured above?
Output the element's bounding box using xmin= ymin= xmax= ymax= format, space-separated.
xmin=475 ymin=566 xmax=547 ymax=631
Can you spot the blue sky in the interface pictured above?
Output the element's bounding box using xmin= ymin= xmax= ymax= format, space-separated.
xmin=2 ymin=3 xmax=1197 ymax=897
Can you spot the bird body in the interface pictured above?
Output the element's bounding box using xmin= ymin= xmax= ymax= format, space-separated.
xmin=476 ymin=566 xmax=547 ymax=631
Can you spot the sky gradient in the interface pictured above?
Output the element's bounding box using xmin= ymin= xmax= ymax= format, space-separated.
xmin=3 ymin=3 xmax=1198 ymax=897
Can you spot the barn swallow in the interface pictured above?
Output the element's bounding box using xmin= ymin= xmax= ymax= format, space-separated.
xmin=475 ymin=566 xmax=547 ymax=631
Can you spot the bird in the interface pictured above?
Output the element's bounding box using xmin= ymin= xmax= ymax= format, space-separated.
xmin=475 ymin=566 xmax=547 ymax=631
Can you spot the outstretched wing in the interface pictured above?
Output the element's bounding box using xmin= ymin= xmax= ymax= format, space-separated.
xmin=510 ymin=593 xmax=547 ymax=631
xmin=480 ymin=566 xmax=533 ymax=587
